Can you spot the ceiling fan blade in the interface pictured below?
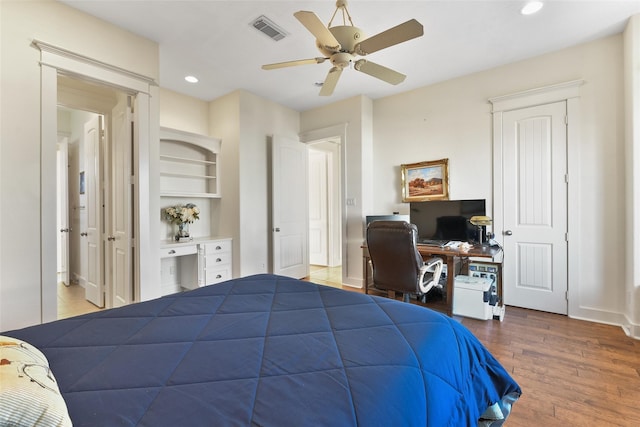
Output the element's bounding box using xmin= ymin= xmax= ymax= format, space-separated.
xmin=354 ymin=59 xmax=406 ymax=85
xmin=354 ymin=19 xmax=424 ymax=56
xmin=262 ymin=57 xmax=327 ymax=70
xmin=319 ymin=67 xmax=343 ymax=96
xmin=294 ymin=11 xmax=341 ymax=51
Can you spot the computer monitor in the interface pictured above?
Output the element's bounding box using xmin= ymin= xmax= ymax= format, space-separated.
xmin=409 ymin=199 xmax=486 ymax=243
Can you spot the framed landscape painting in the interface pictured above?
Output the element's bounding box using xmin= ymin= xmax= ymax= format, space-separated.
xmin=401 ymin=158 xmax=449 ymax=202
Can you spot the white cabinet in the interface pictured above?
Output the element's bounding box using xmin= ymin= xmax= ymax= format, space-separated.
xmin=160 ymin=127 xmax=221 ymax=198
xmin=160 ymin=238 xmax=233 ymax=294
xmin=197 ymin=239 xmax=233 ymax=286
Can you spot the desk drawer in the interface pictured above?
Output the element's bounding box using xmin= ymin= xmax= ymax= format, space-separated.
xmin=205 ymin=267 xmax=232 ymax=285
xmin=204 ymin=252 xmax=232 ymax=268
xmin=160 ymin=245 xmax=197 ymax=258
xmin=203 ymin=240 xmax=231 ymax=254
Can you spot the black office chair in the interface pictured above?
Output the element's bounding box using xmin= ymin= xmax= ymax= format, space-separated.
xmin=366 ymin=221 xmax=444 ymax=303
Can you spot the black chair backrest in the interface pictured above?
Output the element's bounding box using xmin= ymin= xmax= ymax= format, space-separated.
xmin=366 ymin=221 xmax=423 ymax=293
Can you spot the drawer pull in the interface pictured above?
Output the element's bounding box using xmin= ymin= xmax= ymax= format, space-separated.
xmin=216 ymin=258 xmax=222 ymax=263
xmin=215 ymin=246 xmax=222 ymax=250
xmin=168 ymin=250 xmax=176 ymax=255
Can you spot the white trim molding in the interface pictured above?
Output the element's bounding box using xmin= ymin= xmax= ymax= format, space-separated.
xmin=489 ymin=79 xmax=584 ymax=112
xmin=32 ymin=39 xmax=157 ymax=95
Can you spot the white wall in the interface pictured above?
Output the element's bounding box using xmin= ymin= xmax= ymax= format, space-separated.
xmin=624 ymin=15 xmax=640 ymax=335
xmin=159 ymin=88 xmax=209 ymax=135
xmin=371 ymin=35 xmax=628 ymax=324
xmin=0 ymin=0 xmax=158 ymax=331
xmin=209 ymin=90 xmax=300 ymax=278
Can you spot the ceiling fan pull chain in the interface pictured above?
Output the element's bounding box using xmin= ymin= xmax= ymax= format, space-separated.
xmin=328 ymin=7 xmax=339 ymax=27
xmin=342 ymin=4 xmax=354 ymax=27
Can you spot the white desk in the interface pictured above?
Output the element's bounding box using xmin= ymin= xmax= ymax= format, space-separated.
xmin=160 ymin=237 xmax=232 ymax=293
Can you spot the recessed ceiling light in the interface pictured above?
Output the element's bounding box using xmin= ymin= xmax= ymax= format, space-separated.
xmin=185 ymin=75 xmax=199 ymax=83
xmin=521 ymin=1 xmax=544 ymax=15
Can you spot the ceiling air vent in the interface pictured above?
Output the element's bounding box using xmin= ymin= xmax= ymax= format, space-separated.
xmin=251 ymin=15 xmax=287 ymax=41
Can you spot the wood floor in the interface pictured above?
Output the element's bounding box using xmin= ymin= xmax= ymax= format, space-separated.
xmin=460 ymin=307 xmax=640 ymax=426
xmin=306 ymin=268 xmax=640 ymax=426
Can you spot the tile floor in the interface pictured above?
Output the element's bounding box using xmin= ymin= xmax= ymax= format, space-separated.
xmin=57 ymin=282 xmax=102 ymax=319
xmin=307 ymin=265 xmax=344 ymax=289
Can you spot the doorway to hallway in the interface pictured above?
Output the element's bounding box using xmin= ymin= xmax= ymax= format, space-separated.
xmin=56 ymin=75 xmax=135 ymax=318
xmin=308 ymin=139 xmax=342 ymax=280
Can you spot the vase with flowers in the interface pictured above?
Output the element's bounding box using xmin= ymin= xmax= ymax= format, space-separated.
xmin=164 ymin=203 xmax=200 ymax=242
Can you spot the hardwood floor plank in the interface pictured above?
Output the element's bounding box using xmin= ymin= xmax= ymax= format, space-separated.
xmin=459 ymin=306 xmax=640 ymax=426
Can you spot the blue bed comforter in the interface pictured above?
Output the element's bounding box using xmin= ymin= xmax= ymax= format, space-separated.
xmin=5 ymin=274 xmax=520 ymax=426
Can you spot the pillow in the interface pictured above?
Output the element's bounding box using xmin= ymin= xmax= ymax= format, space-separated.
xmin=0 ymin=336 xmax=72 ymax=427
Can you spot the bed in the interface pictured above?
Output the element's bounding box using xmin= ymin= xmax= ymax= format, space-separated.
xmin=1 ymin=274 xmax=520 ymax=426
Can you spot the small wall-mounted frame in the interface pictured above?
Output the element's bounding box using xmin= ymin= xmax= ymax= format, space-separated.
xmin=401 ymin=158 xmax=449 ymax=202
xmin=79 ymin=171 xmax=85 ymax=195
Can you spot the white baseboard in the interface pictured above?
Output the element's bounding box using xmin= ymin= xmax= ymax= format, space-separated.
xmin=569 ymin=306 xmax=640 ymax=340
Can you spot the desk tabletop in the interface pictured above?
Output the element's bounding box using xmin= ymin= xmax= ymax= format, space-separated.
xmin=416 ymin=244 xmax=502 ymax=259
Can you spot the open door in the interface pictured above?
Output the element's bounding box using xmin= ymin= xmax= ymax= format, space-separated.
xmin=272 ymin=136 xmax=309 ymax=278
xmin=109 ymin=94 xmax=133 ymax=308
xmin=84 ymin=115 xmax=105 ymax=307
xmin=56 ymin=138 xmax=70 ymax=286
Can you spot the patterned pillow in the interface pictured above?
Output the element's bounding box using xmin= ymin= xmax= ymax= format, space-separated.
xmin=0 ymin=336 xmax=72 ymax=427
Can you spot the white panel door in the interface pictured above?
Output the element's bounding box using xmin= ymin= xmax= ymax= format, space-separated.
xmin=84 ymin=115 xmax=105 ymax=308
xmin=110 ymin=95 xmax=132 ymax=308
xmin=308 ymin=148 xmax=328 ymax=266
xmin=56 ymin=138 xmax=69 ymax=286
xmin=272 ymin=136 xmax=309 ymax=278
xmin=502 ymin=101 xmax=568 ymax=314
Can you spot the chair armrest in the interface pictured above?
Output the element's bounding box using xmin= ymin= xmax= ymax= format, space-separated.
xmin=418 ymin=257 xmax=444 ymax=294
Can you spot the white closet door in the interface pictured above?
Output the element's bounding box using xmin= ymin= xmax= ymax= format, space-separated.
xmin=502 ymin=101 xmax=568 ymax=314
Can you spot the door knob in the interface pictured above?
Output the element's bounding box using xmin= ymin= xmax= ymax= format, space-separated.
xmin=107 ymin=236 xmax=116 ymax=241
xmin=80 ymin=232 xmax=88 ymax=237
xmin=504 ymin=230 xmax=513 ymax=236
xmin=274 ymin=227 xmax=280 ymax=232
xmin=60 ymin=228 xmax=69 ymax=233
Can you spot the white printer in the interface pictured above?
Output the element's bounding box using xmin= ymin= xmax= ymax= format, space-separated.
xmin=453 ymin=275 xmax=493 ymax=320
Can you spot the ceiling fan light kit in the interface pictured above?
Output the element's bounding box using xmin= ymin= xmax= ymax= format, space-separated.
xmin=262 ymin=0 xmax=424 ymax=96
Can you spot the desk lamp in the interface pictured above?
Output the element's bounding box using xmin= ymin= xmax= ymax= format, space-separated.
xmin=469 ymin=216 xmax=492 ymax=246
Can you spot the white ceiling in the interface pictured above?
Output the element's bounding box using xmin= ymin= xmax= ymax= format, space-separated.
xmin=59 ymin=0 xmax=640 ymax=112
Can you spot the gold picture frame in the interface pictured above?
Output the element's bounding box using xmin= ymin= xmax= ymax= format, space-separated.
xmin=401 ymin=158 xmax=449 ymax=202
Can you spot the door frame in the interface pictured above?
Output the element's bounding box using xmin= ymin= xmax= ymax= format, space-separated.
xmin=56 ymin=137 xmax=70 ymax=286
xmin=489 ymin=80 xmax=583 ymax=317
xmin=308 ymin=141 xmax=342 ymax=268
xmin=300 ymin=124 xmax=349 ymax=285
xmin=36 ymin=40 xmax=159 ymax=323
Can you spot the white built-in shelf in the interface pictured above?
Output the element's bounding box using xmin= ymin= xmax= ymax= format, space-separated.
xmin=160 ymin=154 xmax=217 ymax=166
xmin=160 ymin=127 xmax=221 ymax=199
xmin=160 ymin=191 xmax=220 ymax=199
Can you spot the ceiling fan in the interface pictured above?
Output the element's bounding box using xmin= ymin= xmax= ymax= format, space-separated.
xmin=262 ymin=0 xmax=424 ymax=96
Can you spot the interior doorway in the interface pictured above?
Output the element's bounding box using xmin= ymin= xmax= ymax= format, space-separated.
xmin=56 ymin=75 xmax=134 ymax=318
xmin=307 ymin=138 xmax=343 ymax=286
